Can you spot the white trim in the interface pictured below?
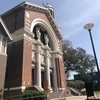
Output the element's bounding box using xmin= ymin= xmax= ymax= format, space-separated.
xmin=25 ymin=26 xmax=30 ymax=30
xmin=41 ymin=67 xmax=45 ymax=71
xmin=30 ymin=18 xmax=59 ymax=51
xmin=10 ymin=28 xmax=34 ymax=43
xmin=9 ymin=86 xmax=26 ymax=90
xmin=24 ymin=2 xmax=48 ymax=11
xmin=4 ymin=86 xmax=26 ymax=91
xmin=0 ymin=35 xmax=7 ymax=54
xmin=0 ymin=52 xmax=7 ymax=56
xmin=25 ymin=22 xmax=30 ymax=26
xmin=0 ymin=17 xmax=12 ymax=40
xmin=25 ymin=18 xmax=31 ymax=23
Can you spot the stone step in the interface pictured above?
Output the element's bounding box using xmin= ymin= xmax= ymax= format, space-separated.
xmin=50 ymin=97 xmax=67 ymax=100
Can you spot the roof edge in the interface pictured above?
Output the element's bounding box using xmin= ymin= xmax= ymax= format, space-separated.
xmin=0 ymin=17 xmax=12 ymax=40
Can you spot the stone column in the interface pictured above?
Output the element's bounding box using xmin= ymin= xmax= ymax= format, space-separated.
xmin=52 ymin=54 xmax=58 ymax=91
xmin=45 ymin=49 xmax=52 ymax=91
xmin=36 ymin=43 xmax=42 ymax=90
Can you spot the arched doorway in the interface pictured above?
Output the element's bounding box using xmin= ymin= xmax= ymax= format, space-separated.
xmin=30 ymin=18 xmax=59 ymax=91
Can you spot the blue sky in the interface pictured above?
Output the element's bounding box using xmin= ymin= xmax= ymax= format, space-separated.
xmin=0 ymin=0 xmax=100 ymax=78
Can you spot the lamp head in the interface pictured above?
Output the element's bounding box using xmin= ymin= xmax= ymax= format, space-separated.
xmin=84 ymin=23 xmax=94 ymax=31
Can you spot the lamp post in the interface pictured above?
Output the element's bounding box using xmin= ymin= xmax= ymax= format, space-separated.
xmin=84 ymin=23 xmax=100 ymax=78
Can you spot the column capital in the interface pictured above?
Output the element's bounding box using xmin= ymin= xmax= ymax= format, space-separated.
xmin=52 ymin=51 xmax=63 ymax=58
xmin=36 ymin=46 xmax=41 ymax=53
xmin=43 ymin=45 xmax=51 ymax=50
xmin=35 ymin=40 xmax=42 ymax=46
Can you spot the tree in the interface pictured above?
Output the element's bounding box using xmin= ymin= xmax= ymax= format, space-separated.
xmin=63 ymin=40 xmax=77 ymax=78
xmin=63 ymin=40 xmax=96 ymax=80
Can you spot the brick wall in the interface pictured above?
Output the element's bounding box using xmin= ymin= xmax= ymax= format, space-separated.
xmin=2 ymin=8 xmax=24 ymax=33
xmin=22 ymin=39 xmax=32 ymax=86
xmin=59 ymin=57 xmax=66 ymax=88
xmin=55 ymin=57 xmax=66 ymax=89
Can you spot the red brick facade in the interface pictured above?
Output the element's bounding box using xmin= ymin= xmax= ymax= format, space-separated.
xmin=1 ymin=2 xmax=66 ymax=97
xmin=4 ymin=40 xmax=23 ymax=89
xmin=22 ymin=39 xmax=32 ymax=86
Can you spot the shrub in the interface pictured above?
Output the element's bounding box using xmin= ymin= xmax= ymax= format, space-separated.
xmin=67 ymin=80 xmax=85 ymax=91
xmin=22 ymin=90 xmax=47 ymax=100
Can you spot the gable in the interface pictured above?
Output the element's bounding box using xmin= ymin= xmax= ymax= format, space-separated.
xmin=1 ymin=2 xmax=62 ymax=40
xmin=22 ymin=2 xmax=62 ymax=39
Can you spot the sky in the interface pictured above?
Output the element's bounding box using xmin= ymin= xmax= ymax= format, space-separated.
xmin=0 ymin=0 xmax=100 ymax=79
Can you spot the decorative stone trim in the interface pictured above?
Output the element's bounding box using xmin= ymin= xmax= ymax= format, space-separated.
xmin=41 ymin=67 xmax=45 ymax=71
xmin=32 ymin=63 xmax=35 ymax=69
xmin=30 ymin=18 xmax=59 ymax=51
xmin=52 ymin=51 xmax=63 ymax=56
xmin=25 ymin=11 xmax=30 ymax=19
xmin=4 ymin=86 xmax=26 ymax=91
xmin=10 ymin=28 xmax=34 ymax=43
xmin=0 ymin=52 xmax=7 ymax=56
xmin=35 ymin=40 xmax=42 ymax=46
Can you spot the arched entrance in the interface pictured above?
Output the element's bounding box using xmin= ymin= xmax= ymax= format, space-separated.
xmin=30 ymin=18 xmax=59 ymax=91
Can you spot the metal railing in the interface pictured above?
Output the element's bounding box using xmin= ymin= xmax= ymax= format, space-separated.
xmin=47 ymin=88 xmax=67 ymax=100
xmin=58 ymin=89 xmax=65 ymax=100
xmin=3 ymin=93 xmax=47 ymax=100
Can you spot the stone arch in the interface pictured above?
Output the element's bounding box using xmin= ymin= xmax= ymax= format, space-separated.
xmin=30 ymin=18 xmax=59 ymax=51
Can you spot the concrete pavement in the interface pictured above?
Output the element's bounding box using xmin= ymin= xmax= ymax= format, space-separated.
xmin=65 ymin=96 xmax=87 ymax=100
xmin=50 ymin=96 xmax=87 ymax=100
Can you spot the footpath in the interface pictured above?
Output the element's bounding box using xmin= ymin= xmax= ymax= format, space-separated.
xmin=65 ymin=95 xmax=87 ymax=100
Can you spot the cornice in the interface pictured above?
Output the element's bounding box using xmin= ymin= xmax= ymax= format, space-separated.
xmin=42 ymin=45 xmax=51 ymax=50
xmin=52 ymin=51 xmax=63 ymax=55
xmin=10 ymin=28 xmax=34 ymax=42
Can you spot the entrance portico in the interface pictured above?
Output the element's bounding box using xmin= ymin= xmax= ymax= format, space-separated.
xmin=32 ymin=19 xmax=61 ymax=90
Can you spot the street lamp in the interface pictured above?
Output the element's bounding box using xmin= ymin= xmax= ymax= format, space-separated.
xmin=84 ymin=23 xmax=100 ymax=78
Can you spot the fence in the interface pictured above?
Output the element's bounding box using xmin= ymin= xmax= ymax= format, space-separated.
xmin=3 ymin=93 xmax=47 ymax=100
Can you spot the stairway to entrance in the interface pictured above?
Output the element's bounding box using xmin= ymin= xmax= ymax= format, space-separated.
xmin=47 ymin=87 xmax=80 ymax=100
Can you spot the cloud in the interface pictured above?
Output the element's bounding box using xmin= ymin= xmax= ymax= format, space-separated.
xmin=58 ymin=0 xmax=100 ymax=39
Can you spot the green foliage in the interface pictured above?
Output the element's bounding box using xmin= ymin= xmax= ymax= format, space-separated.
xmin=63 ymin=40 xmax=96 ymax=80
xmin=23 ymin=90 xmax=47 ymax=95
xmin=67 ymin=80 xmax=85 ymax=91
xmin=22 ymin=90 xmax=47 ymax=100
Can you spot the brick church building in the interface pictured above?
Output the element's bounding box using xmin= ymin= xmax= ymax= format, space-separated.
xmin=0 ymin=1 xmax=66 ymax=96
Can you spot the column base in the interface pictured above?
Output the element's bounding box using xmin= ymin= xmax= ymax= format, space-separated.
xmin=48 ymin=87 xmax=53 ymax=93
xmin=39 ymin=86 xmax=44 ymax=91
xmin=34 ymin=85 xmax=44 ymax=91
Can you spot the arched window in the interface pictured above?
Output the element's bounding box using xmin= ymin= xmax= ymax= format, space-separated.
xmin=33 ymin=25 xmax=53 ymax=50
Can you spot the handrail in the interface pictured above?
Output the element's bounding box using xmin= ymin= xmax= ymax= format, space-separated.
xmin=58 ymin=89 xmax=65 ymax=100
